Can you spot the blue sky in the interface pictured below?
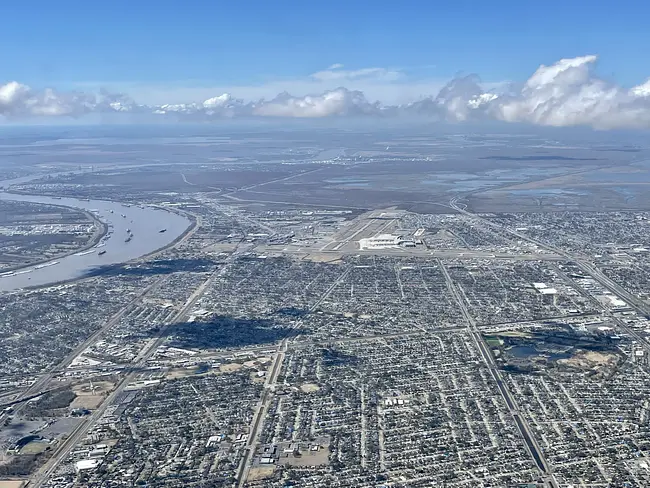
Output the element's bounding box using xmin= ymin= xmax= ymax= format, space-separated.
xmin=3 ymin=0 xmax=649 ymax=104
xmin=2 ymin=0 xmax=650 ymax=130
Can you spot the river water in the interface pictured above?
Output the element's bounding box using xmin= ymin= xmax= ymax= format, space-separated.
xmin=0 ymin=174 xmax=191 ymax=292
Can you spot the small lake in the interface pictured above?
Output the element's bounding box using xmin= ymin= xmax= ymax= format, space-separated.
xmin=508 ymin=345 xmax=572 ymax=361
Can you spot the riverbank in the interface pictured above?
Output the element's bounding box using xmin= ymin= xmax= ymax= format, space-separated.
xmin=0 ymin=193 xmax=191 ymax=292
xmin=0 ymin=203 xmax=109 ymax=275
xmin=55 ymin=207 xmax=200 ymax=284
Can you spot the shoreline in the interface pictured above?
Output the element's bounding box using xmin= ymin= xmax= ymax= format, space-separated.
xmin=14 ymin=206 xmax=197 ymax=293
xmin=0 ymin=201 xmax=109 ymax=275
xmin=0 ymin=185 xmax=193 ymax=292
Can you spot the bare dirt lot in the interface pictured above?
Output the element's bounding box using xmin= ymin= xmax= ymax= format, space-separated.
xmin=70 ymin=380 xmax=114 ymax=410
xmin=0 ymin=481 xmax=26 ymax=488
xmin=246 ymin=465 xmax=275 ymax=481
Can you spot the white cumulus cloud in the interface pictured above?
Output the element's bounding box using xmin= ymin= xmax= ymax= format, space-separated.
xmin=631 ymin=79 xmax=650 ymax=98
xmin=253 ymin=88 xmax=381 ymax=118
xmin=0 ymin=82 xmax=138 ymax=117
xmin=2 ymin=55 xmax=650 ymax=130
xmin=404 ymin=55 xmax=650 ymax=129
xmin=488 ymin=55 xmax=650 ymax=129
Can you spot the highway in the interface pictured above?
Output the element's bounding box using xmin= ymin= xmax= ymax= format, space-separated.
xmin=445 ymin=197 xmax=650 ymax=487
xmin=10 ymin=211 xmax=202 ymax=417
xmin=4 ymin=275 xmax=167 ymax=426
xmin=28 ymin=246 xmax=246 ymax=487
xmin=21 ymin=194 xmax=645 ymax=487
xmin=235 ymin=263 xmax=353 ymax=485
xmin=272 ymin=241 xmax=562 ymax=261
xmin=449 ymin=198 xmax=650 ymax=352
xmin=438 ymin=258 xmax=558 ymax=488
xmin=236 ymin=339 xmax=287 ymax=487
xmin=5 ymin=208 xmax=200 ymax=415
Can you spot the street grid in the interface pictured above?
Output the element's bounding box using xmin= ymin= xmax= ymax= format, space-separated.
xmin=4 ymin=193 xmax=650 ymax=487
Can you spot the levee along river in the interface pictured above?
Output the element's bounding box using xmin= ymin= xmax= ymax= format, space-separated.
xmin=0 ymin=191 xmax=191 ymax=292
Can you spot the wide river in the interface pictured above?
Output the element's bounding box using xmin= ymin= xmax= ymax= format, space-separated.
xmin=0 ymin=173 xmax=191 ymax=292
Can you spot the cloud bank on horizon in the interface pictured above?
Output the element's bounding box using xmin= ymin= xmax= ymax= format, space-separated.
xmin=2 ymin=55 xmax=650 ymax=130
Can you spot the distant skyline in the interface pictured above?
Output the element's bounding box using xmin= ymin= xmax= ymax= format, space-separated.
xmin=2 ymin=1 xmax=650 ymax=129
